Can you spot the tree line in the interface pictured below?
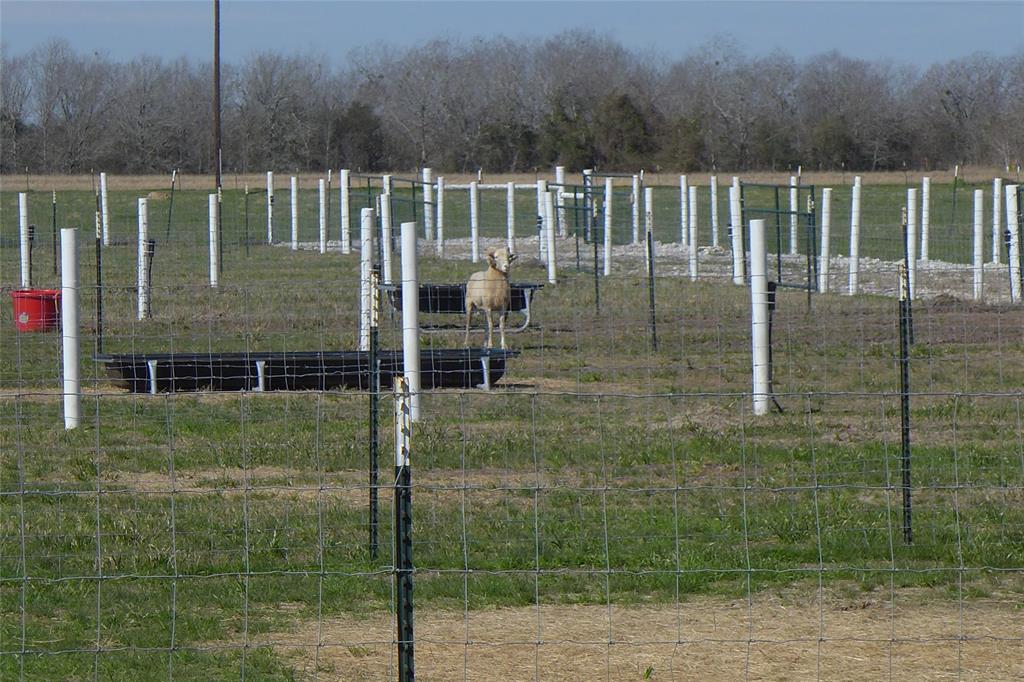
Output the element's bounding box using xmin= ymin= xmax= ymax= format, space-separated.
xmin=2 ymin=32 xmax=1021 ymax=175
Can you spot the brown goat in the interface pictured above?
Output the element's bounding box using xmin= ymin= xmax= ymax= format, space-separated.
xmin=464 ymin=246 xmax=516 ymax=349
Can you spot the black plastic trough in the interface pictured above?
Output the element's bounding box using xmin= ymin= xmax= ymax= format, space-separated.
xmin=95 ymin=348 xmax=519 ymax=393
xmin=386 ymin=283 xmax=543 ymax=331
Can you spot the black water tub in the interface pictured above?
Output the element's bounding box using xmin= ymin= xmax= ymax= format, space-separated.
xmin=95 ymin=348 xmax=518 ymax=393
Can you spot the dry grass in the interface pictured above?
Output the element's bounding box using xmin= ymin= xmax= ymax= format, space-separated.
xmin=258 ymin=591 xmax=1024 ymax=681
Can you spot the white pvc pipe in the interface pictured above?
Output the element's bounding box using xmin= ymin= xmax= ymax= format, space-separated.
xmin=266 ymin=171 xmax=274 ymax=243
xmin=710 ymin=175 xmax=720 ymax=248
xmin=631 ymin=174 xmax=641 ymax=244
xmin=537 ymin=179 xmax=548 ymax=263
xmin=555 ymin=166 xmax=566 ymax=236
xmin=644 ymin=186 xmax=654 ymax=275
xmin=749 ymin=218 xmax=769 ymax=417
xmin=993 ymin=178 xmax=1003 ymax=264
xmin=19 ymin=192 xmax=30 ymax=288
xmin=818 ymin=188 xmax=832 ymax=293
xmin=255 ymin=360 xmax=266 ymax=392
xmin=729 ymin=183 xmax=745 ymax=284
xmin=290 ymin=176 xmax=299 ymax=251
xmin=318 ymin=178 xmax=327 ymax=254
xmin=688 ymin=185 xmax=698 ymax=282
xmin=545 ymin=190 xmax=557 ymax=284
xmin=383 ymin=174 xmax=392 ymax=195
xmin=208 ymin=194 xmax=219 ymax=288
xmin=422 ymin=167 xmax=434 ymax=241
xmin=644 ymin=186 xmax=654 ymax=237
xmin=506 ymin=181 xmax=516 ymax=254
xmin=470 ymin=181 xmax=480 ymax=263
xmin=137 ymin=198 xmax=149 ymax=320
xmin=435 ymin=176 xmax=446 ymax=255
xmin=906 ymin=188 xmax=918 ymax=299
xmin=789 ymin=175 xmax=798 ymax=256
xmin=604 ymin=177 xmax=613 ymax=276
xmin=61 ymin=228 xmax=80 ymax=429
xmin=848 ymin=177 xmax=862 ymax=295
xmin=100 ymin=172 xmax=110 ymax=246
xmin=973 ymin=189 xmax=984 ymax=300
xmin=1007 ymin=185 xmax=1021 ymax=302
xmin=147 ymin=360 xmax=159 ymax=395
xmin=729 ymin=184 xmax=745 ymax=285
xmin=381 ymin=193 xmax=393 ymax=285
xmin=359 ymin=208 xmax=374 ymax=351
xmin=400 ymin=221 xmax=421 ymax=421
xmin=920 ymin=177 xmax=931 ymax=261
xmin=340 ymin=169 xmax=351 ymax=254
xmin=679 ymin=174 xmax=688 ymax=245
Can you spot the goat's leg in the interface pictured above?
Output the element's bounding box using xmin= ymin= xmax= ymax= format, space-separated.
xmin=464 ymin=303 xmax=474 ymax=347
xmin=485 ymin=309 xmax=494 ymax=348
xmin=499 ymin=309 xmax=508 ymax=349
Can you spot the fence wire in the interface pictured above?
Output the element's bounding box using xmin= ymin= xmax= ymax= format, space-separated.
xmin=2 ymin=173 xmax=1023 ymax=680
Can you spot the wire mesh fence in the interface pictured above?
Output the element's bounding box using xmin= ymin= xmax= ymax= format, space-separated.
xmin=2 ymin=170 xmax=1023 ymax=680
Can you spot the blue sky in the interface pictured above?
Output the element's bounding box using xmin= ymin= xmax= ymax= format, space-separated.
xmin=2 ymin=1 xmax=1022 ymax=66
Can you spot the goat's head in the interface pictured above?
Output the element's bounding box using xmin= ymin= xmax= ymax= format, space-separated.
xmin=486 ymin=246 xmax=516 ymax=273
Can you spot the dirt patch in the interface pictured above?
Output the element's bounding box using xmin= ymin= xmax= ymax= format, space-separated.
xmin=101 ymin=465 xmax=596 ymax=509
xmin=258 ymin=592 xmax=1024 ymax=680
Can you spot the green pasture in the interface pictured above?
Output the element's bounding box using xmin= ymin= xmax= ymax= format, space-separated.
xmin=1 ymin=179 xmax=1022 ymax=679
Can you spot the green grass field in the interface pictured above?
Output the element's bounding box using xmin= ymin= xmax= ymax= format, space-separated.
xmin=2 ymin=177 xmax=1022 ymax=679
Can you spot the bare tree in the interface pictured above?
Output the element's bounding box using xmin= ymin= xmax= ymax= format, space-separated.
xmin=0 ymin=47 xmax=33 ymax=172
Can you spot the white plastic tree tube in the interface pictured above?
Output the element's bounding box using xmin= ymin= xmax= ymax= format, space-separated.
xmin=422 ymin=167 xmax=434 ymax=241
xmin=749 ymin=218 xmax=769 ymax=417
xmin=290 ymin=176 xmax=299 ymax=251
xmin=729 ymin=184 xmax=745 ymax=285
xmin=19 ymin=192 xmax=30 ymax=288
xmin=340 ymin=169 xmax=351 ymax=254
xmin=818 ymin=188 xmax=832 ymax=293
xmin=993 ymin=178 xmax=1003 ymax=264
xmin=920 ymin=176 xmax=931 ymax=261
xmin=435 ymin=176 xmax=445 ymax=256
xmin=506 ymin=181 xmax=516 ymax=253
xmin=644 ymin=186 xmax=654 ymax=275
xmin=537 ymin=179 xmax=548 ymax=263
xmin=137 ymin=198 xmax=149 ymax=320
xmin=789 ymin=175 xmax=798 ymax=256
xmin=209 ymin=194 xmax=219 ymax=288
xmin=318 ymin=178 xmax=327 ymax=254
xmin=359 ymin=208 xmax=374 ymax=351
xmin=100 ymin=172 xmax=110 ymax=246
xmin=644 ymin=186 xmax=654 ymax=236
xmin=381 ymin=193 xmax=393 ymax=285
xmin=1007 ymin=185 xmax=1021 ymax=302
xmin=470 ymin=181 xmax=480 ymax=263
xmin=604 ymin=178 xmax=613 ymax=276
xmin=631 ymin=174 xmax=641 ymax=244
xmin=906 ymin=188 xmax=918 ymax=299
xmin=679 ymin=174 xmax=689 ymax=245
xmin=688 ymin=185 xmax=698 ymax=282
xmin=266 ymin=171 xmax=274 ymax=243
xmin=61 ymin=228 xmax=80 ymax=429
xmin=545 ymin=190 xmax=557 ymax=284
xmin=400 ymin=221 xmax=421 ymax=421
xmin=710 ymin=175 xmax=720 ymax=248
xmin=555 ymin=165 xmax=566 ymax=236
xmin=973 ymin=189 xmax=984 ymax=300
xmin=848 ymin=176 xmax=862 ymax=295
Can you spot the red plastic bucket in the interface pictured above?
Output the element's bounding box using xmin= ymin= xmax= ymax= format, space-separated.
xmin=9 ymin=289 xmax=61 ymax=332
